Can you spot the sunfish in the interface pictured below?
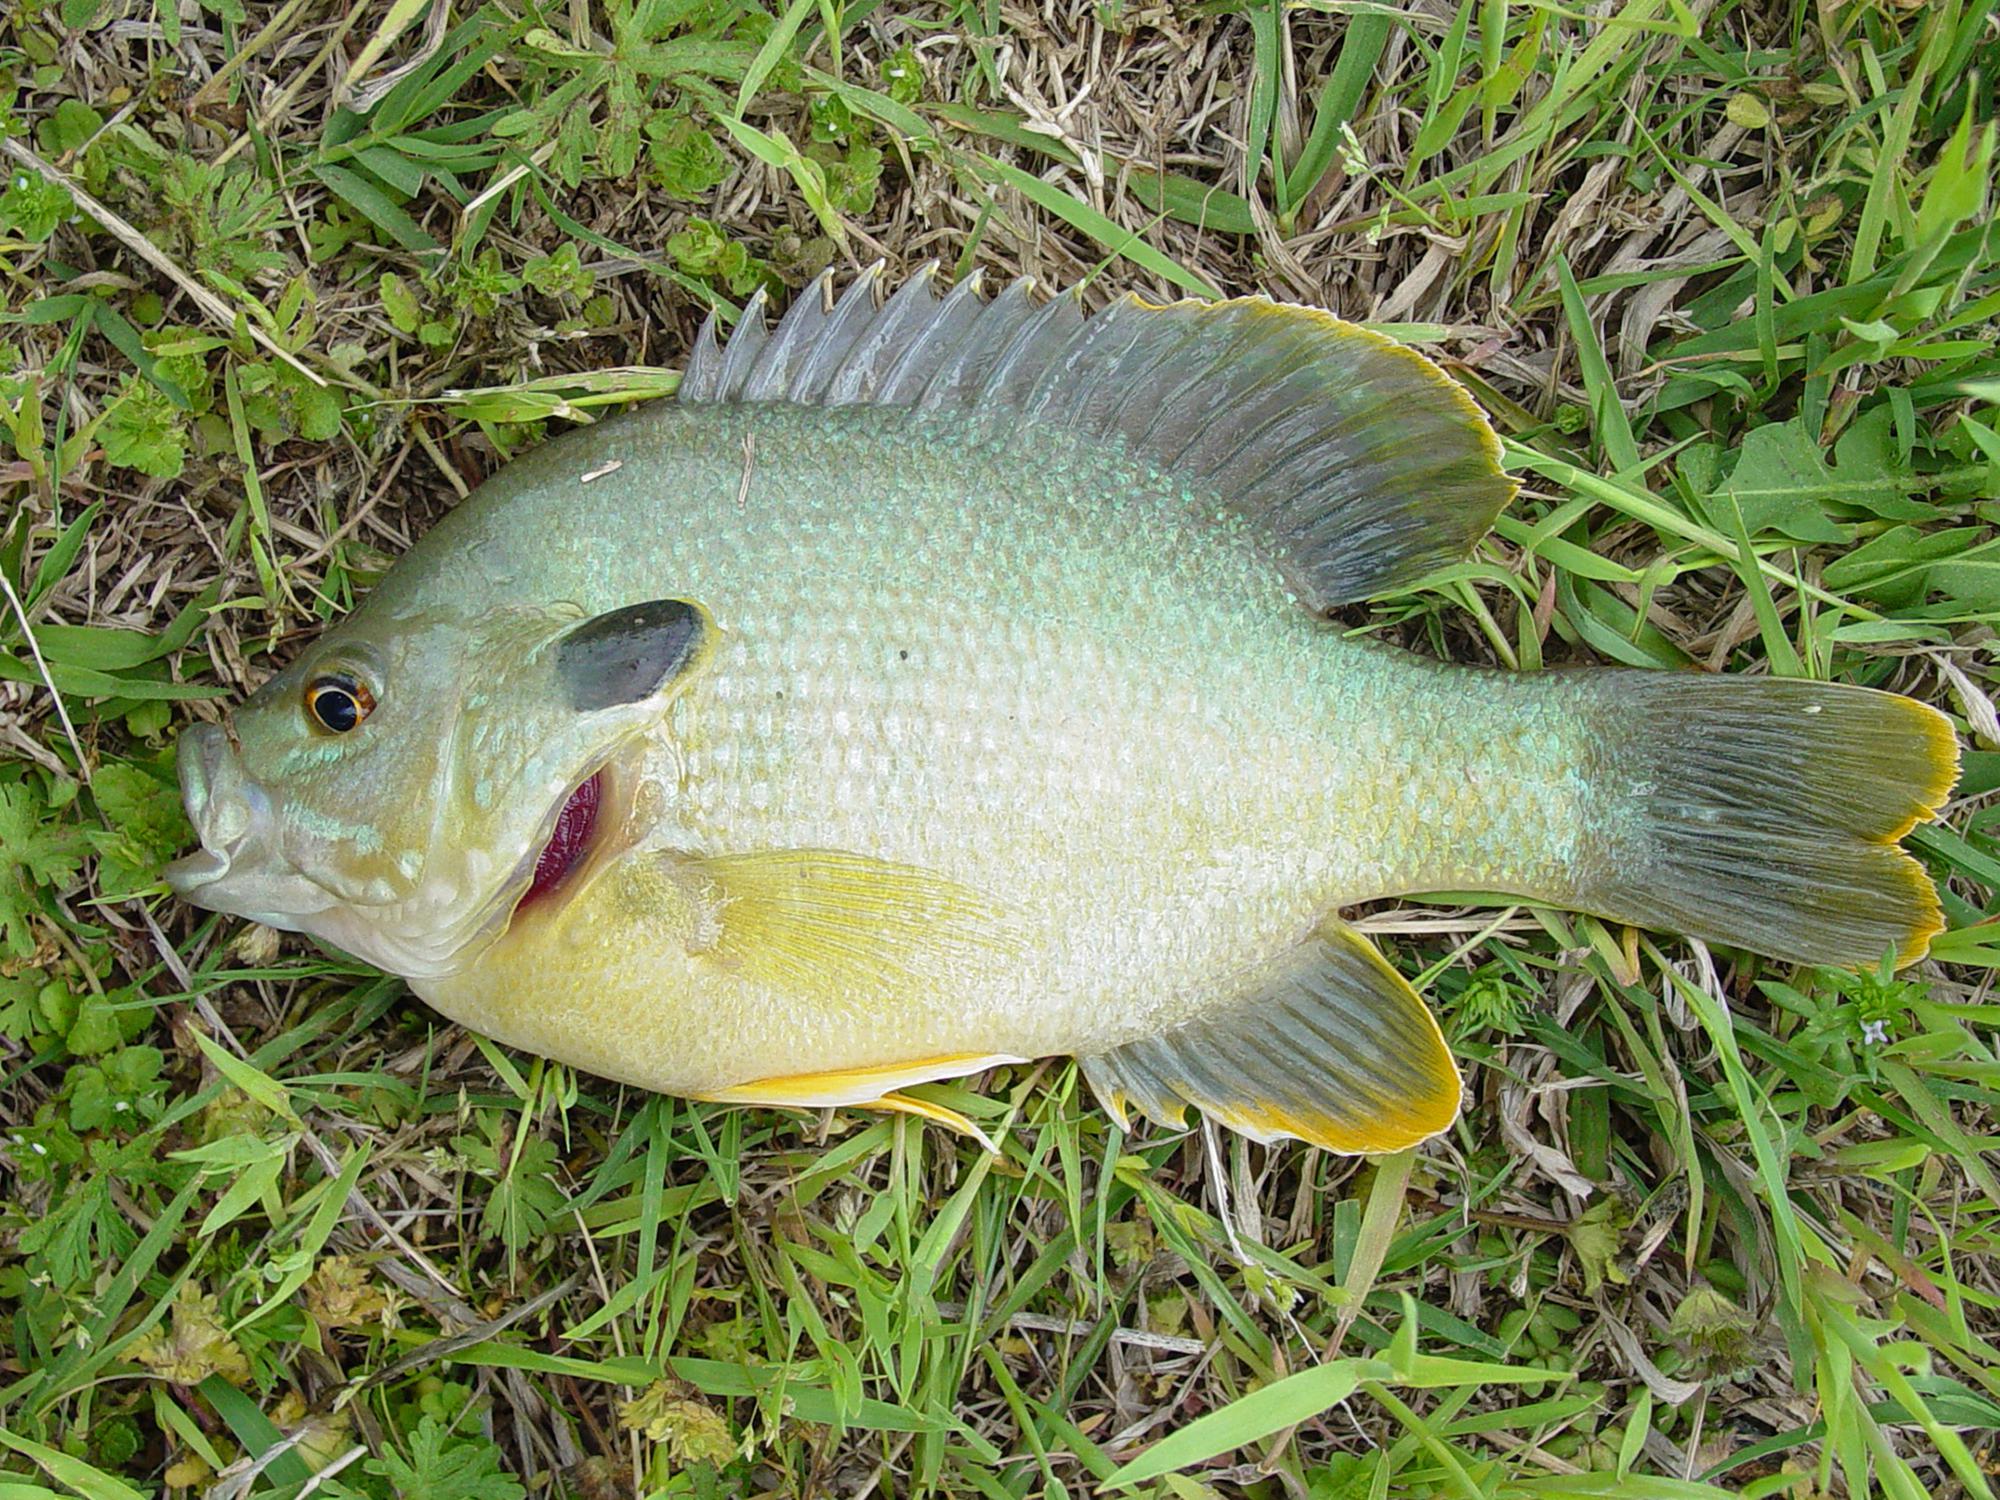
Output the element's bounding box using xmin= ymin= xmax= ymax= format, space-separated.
xmin=166 ymin=269 xmax=1957 ymax=1152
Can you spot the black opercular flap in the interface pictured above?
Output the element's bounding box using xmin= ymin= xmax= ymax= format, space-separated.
xmin=556 ymin=599 xmax=709 ymax=711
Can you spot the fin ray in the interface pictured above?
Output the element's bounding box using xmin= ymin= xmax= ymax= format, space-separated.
xmin=700 ymin=1054 xmax=1018 ymax=1153
xmin=1574 ymin=674 xmax=1958 ymax=968
xmin=699 ymin=1052 xmax=1024 ymax=1108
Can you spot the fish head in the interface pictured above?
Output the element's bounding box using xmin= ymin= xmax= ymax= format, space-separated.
xmin=166 ymin=598 xmax=714 ymax=979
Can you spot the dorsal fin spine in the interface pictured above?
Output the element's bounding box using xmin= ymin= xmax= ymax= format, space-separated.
xmin=879 ymin=271 xmax=981 ymax=404
xmin=1059 ymin=306 xmax=1156 ymax=445
xmin=792 ymin=265 xmax=884 ymax=400
xmin=713 ymin=288 xmax=770 ymax=395
xmin=683 ymin=312 xmax=724 ymax=400
xmin=975 ymin=288 xmax=1075 ymax=409
xmin=743 ymin=272 xmax=832 ymax=399
xmin=1015 ymin=310 xmax=1101 ymax=426
xmin=917 ymin=279 xmax=1034 ymax=410
xmin=826 ymin=265 xmax=938 ymax=403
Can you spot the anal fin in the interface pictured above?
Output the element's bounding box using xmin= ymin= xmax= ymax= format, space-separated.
xmin=1081 ymin=921 xmax=1460 ymax=1154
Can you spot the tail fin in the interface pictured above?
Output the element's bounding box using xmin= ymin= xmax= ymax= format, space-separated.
xmin=1580 ymin=674 xmax=1958 ymax=969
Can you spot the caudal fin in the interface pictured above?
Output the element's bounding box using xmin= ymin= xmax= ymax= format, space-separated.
xmin=1580 ymin=674 xmax=1958 ymax=969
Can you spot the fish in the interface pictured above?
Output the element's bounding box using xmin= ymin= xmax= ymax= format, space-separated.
xmin=165 ymin=267 xmax=1959 ymax=1154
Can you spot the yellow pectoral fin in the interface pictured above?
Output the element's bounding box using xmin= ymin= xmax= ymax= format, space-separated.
xmin=673 ymin=847 xmax=1019 ymax=1002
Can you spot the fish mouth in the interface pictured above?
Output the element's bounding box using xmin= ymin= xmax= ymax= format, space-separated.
xmin=165 ymin=723 xmax=263 ymax=899
xmin=164 ymin=722 xmax=333 ymax=931
xmin=163 ymin=842 xmax=231 ymax=894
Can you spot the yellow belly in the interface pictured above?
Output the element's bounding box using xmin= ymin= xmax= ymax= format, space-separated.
xmin=417 ymin=773 xmax=1340 ymax=1100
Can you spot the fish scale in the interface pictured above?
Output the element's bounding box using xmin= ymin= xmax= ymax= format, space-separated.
xmin=168 ymin=276 xmax=1957 ymax=1153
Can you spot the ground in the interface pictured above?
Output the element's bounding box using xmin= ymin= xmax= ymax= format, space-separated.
xmin=1 ymin=0 xmax=1998 ymax=1495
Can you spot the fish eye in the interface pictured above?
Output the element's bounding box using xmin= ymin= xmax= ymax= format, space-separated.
xmin=305 ymin=674 xmax=375 ymax=734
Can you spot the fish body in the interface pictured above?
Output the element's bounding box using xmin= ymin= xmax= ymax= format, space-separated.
xmin=169 ymin=275 xmax=1957 ymax=1151
xmin=408 ymin=404 xmax=1577 ymax=1092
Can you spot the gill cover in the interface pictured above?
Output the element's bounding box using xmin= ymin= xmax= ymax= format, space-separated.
xmin=167 ymin=598 xmax=714 ymax=979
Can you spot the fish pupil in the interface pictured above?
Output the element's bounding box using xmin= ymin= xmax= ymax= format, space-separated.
xmin=523 ymin=772 xmax=602 ymax=908
xmin=318 ymin=691 xmax=357 ymax=731
xmin=306 ymin=674 xmax=373 ymax=732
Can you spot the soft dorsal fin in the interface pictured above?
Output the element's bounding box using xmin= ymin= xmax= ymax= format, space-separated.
xmin=680 ymin=266 xmax=1515 ymax=608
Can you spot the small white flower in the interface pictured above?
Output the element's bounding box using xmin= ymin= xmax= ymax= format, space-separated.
xmin=1337 ymin=122 xmax=1369 ymax=179
xmin=1861 ymin=1019 xmax=1890 ymax=1045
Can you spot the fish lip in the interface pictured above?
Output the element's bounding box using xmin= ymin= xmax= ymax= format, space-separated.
xmin=163 ymin=723 xmax=311 ymax=913
xmin=164 ymin=843 xmax=231 ymax=896
xmin=166 ymin=722 xmax=236 ymax=895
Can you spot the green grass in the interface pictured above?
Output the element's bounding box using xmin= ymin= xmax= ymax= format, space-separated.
xmin=2 ymin=0 xmax=1998 ymax=1494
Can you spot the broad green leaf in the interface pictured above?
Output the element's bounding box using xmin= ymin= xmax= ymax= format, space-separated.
xmin=0 ymin=1429 xmax=147 ymax=1500
xmin=310 ymin=162 xmax=438 ymax=253
xmin=1705 ymin=420 xmax=1854 ymax=541
xmin=1825 ymin=525 xmax=2000 ymax=610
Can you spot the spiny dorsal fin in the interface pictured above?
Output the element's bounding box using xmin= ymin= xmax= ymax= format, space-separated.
xmin=680 ymin=266 xmax=1515 ymax=608
xmin=1079 ymin=919 xmax=1461 ymax=1154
